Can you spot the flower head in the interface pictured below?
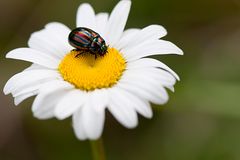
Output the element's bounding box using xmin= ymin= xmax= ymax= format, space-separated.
xmin=4 ymin=0 xmax=183 ymax=140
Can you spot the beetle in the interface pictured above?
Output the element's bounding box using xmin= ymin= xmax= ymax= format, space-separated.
xmin=68 ymin=27 xmax=108 ymax=58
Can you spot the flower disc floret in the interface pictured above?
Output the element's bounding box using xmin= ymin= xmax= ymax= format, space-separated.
xmin=58 ymin=48 xmax=126 ymax=91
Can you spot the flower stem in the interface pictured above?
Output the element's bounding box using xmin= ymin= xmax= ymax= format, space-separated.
xmin=90 ymin=138 xmax=106 ymax=160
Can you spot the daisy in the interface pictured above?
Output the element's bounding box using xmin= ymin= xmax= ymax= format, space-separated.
xmin=3 ymin=0 xmax=183 ymax=140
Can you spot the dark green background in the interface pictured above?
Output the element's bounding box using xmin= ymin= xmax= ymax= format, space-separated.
xmin=1 ymin=0 xmax=240 ymax=159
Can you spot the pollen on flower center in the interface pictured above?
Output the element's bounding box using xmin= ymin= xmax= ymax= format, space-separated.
xmin=58 ymin=48 xmax=126 ymax=91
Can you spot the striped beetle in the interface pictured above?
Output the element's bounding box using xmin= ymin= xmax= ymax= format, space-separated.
xmin=68 ymin=27 xmax=108 ymax=58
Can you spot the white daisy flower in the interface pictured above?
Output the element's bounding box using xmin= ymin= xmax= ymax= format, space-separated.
xmin=3 ymin=0 xmax=183 ymax=140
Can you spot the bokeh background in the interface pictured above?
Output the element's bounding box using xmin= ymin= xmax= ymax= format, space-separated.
xmin=1 ymin=0 xmax=240 ymax=159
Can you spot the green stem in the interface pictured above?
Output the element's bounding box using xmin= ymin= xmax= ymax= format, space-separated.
xmin=90 ymin=137 xmax=106 ymax=160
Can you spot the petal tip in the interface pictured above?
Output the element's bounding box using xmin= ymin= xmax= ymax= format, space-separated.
xmin=79 ymin=3 xmax=92 ymax=7
xmin=77 ymin=3 xmax=94 ymax=14
xmin=54 ymin=109 xmax=67 ymax=120
xmin=173 ymin=45 xmax=184 ymax=55
xmin=14 ymin=100 xmax=20 ymax=106
xmin=145 ymin=113 xmax=153 ymax=119
xmin=3 ymin=87 xmax=9 ymax=95
xmin=179 ymin=50 xmax=184 ymax=55
xmin=5 ymin=50 xmax=14 ymax=59
xmin=121 ymin=0 xmax=132 ymax=8
xmin=151 ymin=24 xmax=168 ymax=37
xmin=177 ymin=47 xmax=184 ymax=55
xmin=55 ymin=115 xmax=65 ymax=120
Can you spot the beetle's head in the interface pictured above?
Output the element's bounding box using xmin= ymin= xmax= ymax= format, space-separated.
xmin=100 ymin=45 xmax=108 ymax=55
xmin=90 ymin=36 xmax=108 ymax=56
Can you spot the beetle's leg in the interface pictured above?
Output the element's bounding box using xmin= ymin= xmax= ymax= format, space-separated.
xmin=75 ymin=50 xmax=84 ymax=58
xmin=72 ymin=49 xmax=78 ymax=52
xmin=88 ymin=50 xmax=98 ymax=59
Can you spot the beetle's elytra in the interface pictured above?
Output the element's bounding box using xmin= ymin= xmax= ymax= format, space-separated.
xmin=68 ymin=27 xmax=108 ymax=58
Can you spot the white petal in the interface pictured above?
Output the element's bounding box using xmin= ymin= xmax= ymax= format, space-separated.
xmin=167 ymin=85 xmax=175 ymax=92
xmin=73 ymin=109 xmax=87 ymax=140
xmin=33 ymin=91 xmax=66 ymax=120
xmin=36 ymin=79 xmax=73 ymax=97
xmin=13 ymin=81 xmax=48 ymax=97
xmin=118 ymin=81 xmax=168 ymax=105
xmin=4 ymin=69 xmax=61 ymax=95
xmin=127 ymin=58 xmax=180 ymax=80
xmin=123 ymin=40 xmax=183 ymax=61
xmin=121 ymin=25 xmax=167 ymax=50
xmin=108 ymin=88 xmax=138 ymax=128
xmin=76 ymin=3 xmax=96 ymax=30
xmin=114 ymin=87 xmax=153 ymax=118
xmin=45 ymin=22 xmax=71 ymax=40
xmin=95 ymin=13 xmax=109 ymax=40
xmin=45 ymin=22 xmax=73 ymax=51
xmin=54 ymin=90 xmax=86 ymax=120
xmin=82 ymin=98 xmax=105 ymax=140
xmin=88 ymin=89 xmax=108 ymax=113
xmin=105 ymin=0 xmax=131 ymax=46
xmin=115 ymin=28 xmax=140 ymax=50
xmin=123 ymin=68 xmax=176 ymax=89
xmin=24 ymin=64 xmax=47 ymax=71
xmin=139 ymin=24 xmax=167 ymax=39
xmin=6 ymin=48 xmax=60 ymax=69
xmin=12 ymin=78 xmax=64 ymax=100
xmin=28 ymin=23 xmax=72 ymax=59
xmin=119 ymin=69 xmax=171 ymax=104
xmin=14 ymin=90 xmax=38 ymax=106
xmin=32 ymin=80 xmax=73 ymax=115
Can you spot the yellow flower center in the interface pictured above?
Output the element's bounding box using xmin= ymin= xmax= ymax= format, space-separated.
xmin=58 ymin=48 xmax=126 ymax=91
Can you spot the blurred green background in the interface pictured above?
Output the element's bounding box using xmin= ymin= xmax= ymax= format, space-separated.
xmin=1 ymin=0 xmax=240 ymax=159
